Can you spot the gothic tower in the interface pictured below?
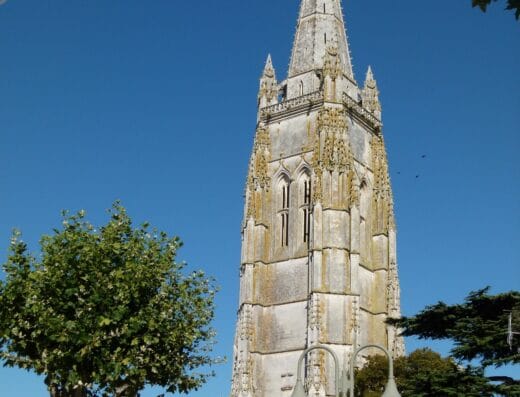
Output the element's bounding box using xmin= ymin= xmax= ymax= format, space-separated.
xmin=231 ymin=1 xmax=404 ymax=396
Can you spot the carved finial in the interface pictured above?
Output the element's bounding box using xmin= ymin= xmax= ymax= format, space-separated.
xmin=258 ymin=54 xmax=278 ymax=108
xmin=363 ymin=65 xmax=382 ymax=120
xmin=263 ymin=54 xmax=275 ymax=78
xmin=366 ymin=66 xmax=375 ymax=86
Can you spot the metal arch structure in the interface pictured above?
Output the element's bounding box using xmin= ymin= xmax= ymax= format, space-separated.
xmin=291 ymin=344 xmax=401 ymax=397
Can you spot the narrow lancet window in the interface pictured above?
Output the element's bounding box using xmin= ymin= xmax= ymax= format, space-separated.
xmin=303 ymin=180 xmax=311 ymax=243
xmin=280 ymin=180 xmax=290 ymax=247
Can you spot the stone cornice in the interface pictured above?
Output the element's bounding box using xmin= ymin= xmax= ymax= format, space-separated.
xmin=238 ymin=298 xmax=308 ymax=311
xmin=310 ymin=291 xmax=361 ymax=297
xmin=359 ymin=262 xmax=388 ymax=273
xmin=313 ymin=246 xmax=350 ymax=251
xmin=359 ymin=306 xmax=389 ymax=316
xmin=250 ymin=347 xmax=306 ymax=356
xmin=240 ymin=256 xmax=310 ymax=268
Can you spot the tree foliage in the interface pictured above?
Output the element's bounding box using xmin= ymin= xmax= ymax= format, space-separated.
xmin=0 ymin=203 xmax=219 ymax=396
xmin=355 ymin=349 xmax=495 ymax=397
xmin=472 ymin=0 xmax=520 ymax=19
xmin=389 ymin=288 xmax=520 ymax=368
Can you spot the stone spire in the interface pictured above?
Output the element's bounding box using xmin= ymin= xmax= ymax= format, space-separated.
xmin=362 ymin=66 xmax=381 ymax=120
xmin=289 ymin=0 xmax=354 ymax=79
xmin=258 ymin=54 xmax=278 ymax=109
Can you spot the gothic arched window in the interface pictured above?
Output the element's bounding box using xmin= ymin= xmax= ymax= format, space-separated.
xmin=299 ymin=174 xmax=312 ymax=244
xmin=279 ymin=178 xmax=290 ymax=247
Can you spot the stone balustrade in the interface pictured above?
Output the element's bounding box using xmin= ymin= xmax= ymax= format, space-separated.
xmin=260 ymin=91 xmax=324 ymax=118
xmin=259 ymin=90 xmax=382 ymax=131
xmin=342 ymin=92 xmax=382 ymax=129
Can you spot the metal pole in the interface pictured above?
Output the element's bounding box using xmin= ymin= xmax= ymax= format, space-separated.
xmin=294 ymin=345 xmax=340 ymax=397
xmin=348 ymin=344 xmax=396 ymax=397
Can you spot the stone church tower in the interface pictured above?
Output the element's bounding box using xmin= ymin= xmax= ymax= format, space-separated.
xmin=231 ymin=1 xmax=404 ymax=396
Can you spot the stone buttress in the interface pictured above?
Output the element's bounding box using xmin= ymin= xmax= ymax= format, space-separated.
xmin=231 ymin=1 xmax=404 ymax=396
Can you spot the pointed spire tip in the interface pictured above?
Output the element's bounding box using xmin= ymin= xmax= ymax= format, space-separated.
xmin=288 ymin=0 xmax=354 ymax=78
xmin=365 ymin=65 xmax=377 ymax=87
xmin=263 ymin=54 xmax=274 ymax=72
xmin=265 ymin=54 xmax=274 ymax=67
xmin=261 ymin=53 xmax=276 ymax=80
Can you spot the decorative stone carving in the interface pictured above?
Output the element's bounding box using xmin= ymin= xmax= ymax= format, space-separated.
xmin=245 ymin=125 xmax=272 ymax=220
xmin=387 ymin=262 xmax=405 ymax=357
xmin=336 ymin=138 xmax=350 ymax=172
xmin=317 ymin=107 xmax=348 ymax=134
xmin=240 ymin=304 xmax=254 ymax=341
xmin=258 ymin=55 xmax=278 ymax=108
xmin=311 ymin=120 xmax=323 ymax=203
xmin=322 ymin=132 xmax=335 ymax=172
xmin=305 ymin=294 xmax=326 ymax=395
xmin=313 ymin=107 xmax=354 ymax=207
xmin=253 ymin=126 xmax=271 ymax=190
xmin=371 ymin=135 xmax=395 ymax=234
xmin=245 ymin=164 xmax=256 ymax=219
xmin=362 ymin=66 xmax=381 ymax=120
xmin=323 ymin=43 xmax=342 ymax=80
xmin=308 ymin=294 xmax=322 ymax=334
xmin=306 ymin=350 xmax=327 ymax=397
xmin=322 ymin=41 xmax=343 ymax=102
xmin=231 ymin=305 xmax=255 ymax=397
xmin=347 ymin=169 xmax=360 ymax=208
xmin=387 ymin=262 xmax=400 ymax=314
xmin=313 ymin=166 xmax=323 ymax=204
xmin=351 ymin=296 xmax=360 ymax=346
xmin=319 ymin=108 xmax=351 ymax=171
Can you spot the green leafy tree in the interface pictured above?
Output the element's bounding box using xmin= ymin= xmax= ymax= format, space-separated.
xmin=355 ymin=348 xmax=495 ymax=397
xmin=389 ymin=288 xmax=520 ymax=395
xmin=0 ymin=203 xmax=219 ymax=397
xmin=390 ymin=288 xmax=520 ymax=367
xmin=472 ymin=0 xmax=520 ymax=19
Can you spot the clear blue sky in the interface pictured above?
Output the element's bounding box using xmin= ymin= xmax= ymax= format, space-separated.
xmin=0 ymin=0 xmax=518 ymax=396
